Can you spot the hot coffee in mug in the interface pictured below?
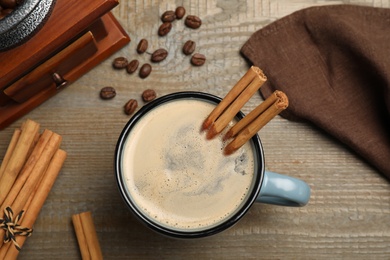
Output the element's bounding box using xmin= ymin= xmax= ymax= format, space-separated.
xmin=115 ymin=92 xmax=310 ymax=238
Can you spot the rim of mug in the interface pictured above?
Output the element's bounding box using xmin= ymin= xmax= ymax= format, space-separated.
xmin=114 ymin=91 xmax=265 ymax=238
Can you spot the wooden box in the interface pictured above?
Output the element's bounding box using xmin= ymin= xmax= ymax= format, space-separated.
xmin=0 ymin=0 xmax=130 ymax=129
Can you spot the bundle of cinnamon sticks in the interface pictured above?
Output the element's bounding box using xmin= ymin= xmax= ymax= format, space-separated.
xmin=203 ymin=66 xmax=289 ymax=155
xmin=0 ymin=119 xmax=67 ymax=259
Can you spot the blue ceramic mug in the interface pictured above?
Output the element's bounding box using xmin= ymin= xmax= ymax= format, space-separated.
xmin=115 ymin=91 xmax=310 ymax=238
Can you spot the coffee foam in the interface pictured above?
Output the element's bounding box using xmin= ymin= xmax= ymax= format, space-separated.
xmin=122 ymin=98 xmax=256 ymax=231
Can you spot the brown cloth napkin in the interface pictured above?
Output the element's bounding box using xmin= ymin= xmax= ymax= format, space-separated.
xmin=241 ymin=5 xmax=390 ymax=180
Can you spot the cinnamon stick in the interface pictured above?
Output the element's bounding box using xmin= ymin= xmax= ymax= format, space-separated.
xmin=205 ymin=67 xmax=267 ymax=139
xmin=2 ymin=149 xmax=67 ymax=259
xmin=224 ymin=91 xmax=289 ymax=155
xmin=0 ymin=129 xmax=21 ymax=180
xmin=224 ymin=90 xmax=282 ymax=140
xmin=72 ymin=214 xmax=91 ymax=260
xmin=27 ymin=131 xmax=41 ymax=162
xmin=0 ymin=119 xmax=40 ymax=206
xmin=72 ymin=211 xmax=103 ymax=260
xmin=202 ymin=66 xmax=261 ymax=130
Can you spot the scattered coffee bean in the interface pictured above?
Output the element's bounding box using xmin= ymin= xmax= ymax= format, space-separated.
xmin=161 ymin=10 xmax=176 ymax=22
xmin=175 ymin=6 xmax=186 ymax=20
xmin=112 ymin=57 xmax=128 ymax=69
xmin=182 ymin=40 xmax=196 ymax=55
xmin=142 ymin=89 xmax=157 ymax=102
xmin=100 ymin=86 xmax=116 ymax=100
xmin=185 ymin=15 xmax=202 ymax=29
xmin=151 ymin=48 xmax=168 ymax=62
xmin=139 ymin=63 xmax=152 ymax=78
xmin=136 ymin=39 xmax=148 ymax=54
xmin=126 ymin=59 xmax=139 ymax=74
xmin=124 ymin=99 xmax=138 ymax=115
xmin=158 ymin=22 xmax=172 ymax=36
xmin=191 ymin=53 xmax=206 ymax=66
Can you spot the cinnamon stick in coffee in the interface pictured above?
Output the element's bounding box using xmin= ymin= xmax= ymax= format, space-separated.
xmin=224 ymin=91 xmax=288 ymax=155
xmin=203 ymin=66 xmax=267 ymax=138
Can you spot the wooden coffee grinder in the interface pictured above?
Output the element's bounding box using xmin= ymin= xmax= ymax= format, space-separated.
xmin=0 ymin=0 xmax=130 ymax=129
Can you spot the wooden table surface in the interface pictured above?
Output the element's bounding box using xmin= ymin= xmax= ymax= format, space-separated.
xmin=1 ymin=0 xmax=389 ymax=259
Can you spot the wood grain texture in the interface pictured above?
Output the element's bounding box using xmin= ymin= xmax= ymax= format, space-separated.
xmin=0 ymin=0 xmax=389 ymax=259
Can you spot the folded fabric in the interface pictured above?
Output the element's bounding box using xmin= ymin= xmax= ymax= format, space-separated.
xmin=241 ymin=5 xmax=390 ymax=180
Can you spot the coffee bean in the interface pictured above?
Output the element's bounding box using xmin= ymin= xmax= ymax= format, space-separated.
xmin=158 ymin=22 xmax=172 ymax=36
xmin=137 ymin=39 xmax=148 ymax=54
xmin=113 ymin=57 xmax=128 ymax=69
xmin=126 ymin=59 xmax=139 ymax=74
xmin=100 ymin=86 xmax=116 ymax=100
xmin=161 ymin=10 xmax=176 ymax=22
xmin=139 ymin=63 xmax=152 ymax=78
xmin=182 ymin=40 xmax=196 ymax=55
xmin=151 ymin=48 xmax=168 ymax=62
xmin=124 ymin=99 xmax=138 ymax=115
xmin=191 ymin=53 xmax=206 ymax=66
xmin=185 ymin=15 xmax=202 ymax=29
xmin=175 ymin=6 xmax=186 ymax=20
xmin=142 ymin=89 xmax=157 ymax=102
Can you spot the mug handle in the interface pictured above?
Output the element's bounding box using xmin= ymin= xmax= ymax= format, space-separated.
xmin=256 ymin=171 xmax=310 ymax=207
